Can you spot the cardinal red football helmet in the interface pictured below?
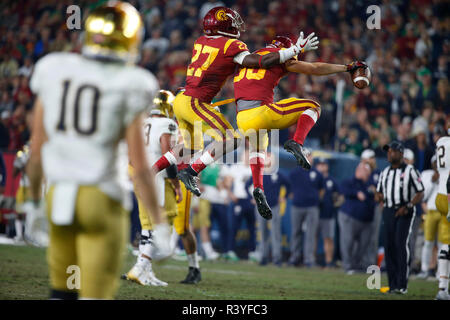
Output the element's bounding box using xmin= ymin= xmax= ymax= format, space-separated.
xmin=203 ymin=6 xmax=245 ymax=38
xmin=270 ymin=36 xmax=294 ymax=49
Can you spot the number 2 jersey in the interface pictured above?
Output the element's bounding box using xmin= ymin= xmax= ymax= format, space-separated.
xmin=436 ymin=136 xmax=450 ymax=196
xmin=183 ymin=35 xmax=249 ymax=103
xmin=30 ymin=52 xmax=159 ymax=206
xmin=234 ymin=46 xmax=289 ymax=107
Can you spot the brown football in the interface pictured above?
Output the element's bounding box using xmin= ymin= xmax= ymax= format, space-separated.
xmin=352 ymin=66 xmax=371 ymax=89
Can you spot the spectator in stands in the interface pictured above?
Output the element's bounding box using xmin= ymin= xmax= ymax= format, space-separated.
xmin=288 ymin=150 xmax=324 ymax=267
xmin=361 ymin=149 xmax=382 ymax=266
xmin=316 ymin=157 xmax=342 ymax=268
xmin=338 ymin=162 xmax=374 ymax=274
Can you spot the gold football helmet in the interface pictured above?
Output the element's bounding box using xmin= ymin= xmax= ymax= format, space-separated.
xmin=82 ymin=1 xmax=143 ymax=64
xmin=151 ymin=90 xmax=175 ymax=118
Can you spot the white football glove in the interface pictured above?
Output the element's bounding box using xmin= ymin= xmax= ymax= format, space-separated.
xmin=150 ymin=223 xmax=173 ymax=262
xmin=23 ymin=200 xmax=49 ymax=247
xmin=296 ymin=31 xmax=319 ymax=53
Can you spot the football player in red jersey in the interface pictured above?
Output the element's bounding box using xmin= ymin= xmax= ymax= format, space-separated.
xmin=234 ymin=36 xmax=368 ymax=218
xmin=151 ymin=7 xmax=319 ymax=197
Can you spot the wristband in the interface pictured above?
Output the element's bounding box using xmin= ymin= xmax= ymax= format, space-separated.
xmin=279 ymin=46 xmax=299 ymax=63
xmin=166 ymin=164 xmax=178 ymax=179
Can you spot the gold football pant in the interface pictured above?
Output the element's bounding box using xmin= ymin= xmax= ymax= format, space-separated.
xmin=173 ymin=92 xmax=240 ymax=151
xmin=236 ymin=97 xmax=320 ymax=150
xmin=46 ymin=185 xmax=129 ymax=299
xmin=424 ymin=209 xmax=450 ymax=244
xmin=173 ymin=183 xmax=192 ymax=235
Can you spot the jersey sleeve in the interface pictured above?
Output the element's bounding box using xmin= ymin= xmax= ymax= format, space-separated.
xmin=158 ymin=119 xmax=178 ymax=136
xmin=409 ymin=166 xmax=425 ymax=193
xmin=123 ymin=68 xmax=159 ymax=127
xmin=225 ymin=39 xmax=249 ymax=58
xmin=29 ymin=53 xmax=59 ymax=96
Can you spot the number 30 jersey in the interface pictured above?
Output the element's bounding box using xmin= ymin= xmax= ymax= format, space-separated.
xmin=30 ymin=52 xmax=159 ymax=203
xmin=183 ymin=35 xmax=249 ymax=103
xmin=234 ymin=47 xmax=288 ymax=107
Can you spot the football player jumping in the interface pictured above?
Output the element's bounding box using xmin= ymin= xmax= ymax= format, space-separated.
xmin=151 ymin=6 xmax=318 ymax=197
xmin=233 ymin=36 xmax=367 ymax=219
xmin=26 ymin=2 xmax=171 ymax=299
xmin=434 ymin=117 xmax=450 ymax=300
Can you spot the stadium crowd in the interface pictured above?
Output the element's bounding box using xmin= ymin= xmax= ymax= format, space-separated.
xmin=0 ymin=0 xmax=448 ymax=276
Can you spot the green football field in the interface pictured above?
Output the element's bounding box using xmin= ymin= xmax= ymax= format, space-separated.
xmin=0 ymin=244 xmax=439 ymax=300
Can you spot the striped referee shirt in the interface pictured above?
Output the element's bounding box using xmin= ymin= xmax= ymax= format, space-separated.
xmin=376 ymin=163 xmax=424 ymax=208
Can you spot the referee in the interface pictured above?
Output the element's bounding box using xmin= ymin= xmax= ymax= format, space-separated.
xmin=375 ymin=141 xmax=424 ymax=294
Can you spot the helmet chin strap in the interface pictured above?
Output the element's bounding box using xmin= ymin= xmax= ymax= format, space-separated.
xmin=217 ymin=30 xmax=240 ymax=38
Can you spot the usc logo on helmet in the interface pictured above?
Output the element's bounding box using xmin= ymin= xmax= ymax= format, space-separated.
xmin=215 ymin=9 xmax=228 ymax=21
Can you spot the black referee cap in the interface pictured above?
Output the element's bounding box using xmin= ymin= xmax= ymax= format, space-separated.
xmin=383 ymin=140 xmax=404 ymax=153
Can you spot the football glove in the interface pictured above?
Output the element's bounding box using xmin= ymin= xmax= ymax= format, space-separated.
xmin=296 ymin=31 xmax=319 ymax=53
xmin=346 ymin=61 xmax=368 ymax=73
xmin=24 ymin=200 xmax=49 ymax=247
xmin=150 ymin=223 xmax=173 ymax=262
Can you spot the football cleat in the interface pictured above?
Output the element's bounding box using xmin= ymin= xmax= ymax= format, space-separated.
xmin=177 ymin=169 xmax=201 ymax=196
xmin=124 ymin=263 xmax=146 ymax=284
xmin=283 ymin=140 xmax=311 ymax=170
xmin=253 ymin=187 xmax=272 ymax=220
xmin=435 ymin=290 xmax=450 ymax=300
xmin=180 ymin=267 xmax=202 ymax=284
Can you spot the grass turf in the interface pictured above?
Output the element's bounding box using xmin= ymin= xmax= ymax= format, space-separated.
xmin=0 ymin=244 xmax=438 ymax=300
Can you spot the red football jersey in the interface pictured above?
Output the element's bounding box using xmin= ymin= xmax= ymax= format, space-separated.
xmin=234 ymin=47 xmax=288 ymax=106
xmin=184 ymin=35 xmax=249 ymax=103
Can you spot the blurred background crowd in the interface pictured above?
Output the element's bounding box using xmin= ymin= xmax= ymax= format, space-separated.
xmin=0 ymin=0 xmax=448 ymax=275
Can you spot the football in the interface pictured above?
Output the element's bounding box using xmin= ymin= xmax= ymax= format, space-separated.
xmin=352 ymin=66 xmax=371 ymax=89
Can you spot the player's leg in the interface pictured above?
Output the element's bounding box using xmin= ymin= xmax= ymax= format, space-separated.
xmin=151 ymin=92 xmax=203 ymax=175
xmin=419 ymin=210 xmax=440 ymax=278
xmin=46 ymin=186 xmax=78 ymax=300
xmin=197 ymin=199 xmax=219 ymax=260
xmin=273 ymin=98 xmax=321 ymax=169
xmin=248 ymin=130 xmax=272 ymax=220
xmin=177 ymin=98 xmax=242 ymax=195
xmin=75 ymin=186 xmax=129 ymax=299
xmin=174 ymin=183 xmax=201 ymax=284
xmin=436 ymin=214 xmax=450 ymax=299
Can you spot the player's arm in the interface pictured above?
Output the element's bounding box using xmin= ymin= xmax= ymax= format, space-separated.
xmin=27 ymin=97 xmax=47 ymax=202
xmin=160 ymin=133 xmax=182 ymax=203
xmin=237 ymin=31 xmax=320 ymax=69
xmin=286 ymin=60 xmax=368 ymax=76
xmin=127 ymin=114 xmax=165 ymax=225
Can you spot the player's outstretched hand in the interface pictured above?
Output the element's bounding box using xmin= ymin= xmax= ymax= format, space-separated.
xmin=346 ymin=61 xmax=368 ymax=73
xmin=296 ymin=31 xmax=319 ymax=53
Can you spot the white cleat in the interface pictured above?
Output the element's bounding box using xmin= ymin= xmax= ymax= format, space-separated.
xmin=151 ymin=223 xmax=173 ymax=261
xmin=435 ymin=290 xmax=450 ymax=300
xmin=125 ymin=263 xmax=147 ymax=285
xmin=141 ymin=266 xmax=168 ymax=287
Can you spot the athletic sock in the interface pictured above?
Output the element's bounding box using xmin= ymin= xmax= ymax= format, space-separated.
xmin=152 ymin=151 xmax=177 ymax=173
xmin=421 ymin=240 xmax=434 ymax=273
xmin=249 ymin=152 xmax=265 ymax=190
xmin=438 ymin=245 xmax=450 ymax=290
xmin=138 ymin=229 xmax=152 ymax=266
xmin=293 ymin=108 xmax=319 ymax=145
xmin=190 ymin=151 xmax=214 ymax=174
xmin=187 ymin=253 xmax=200 ymax=269
xmin=202 ymin=242 xmax=214 ymax=256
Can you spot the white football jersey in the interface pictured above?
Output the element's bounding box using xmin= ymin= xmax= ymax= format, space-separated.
xmin=142 ymin=116 xmax=178 ymax=207
xmin=30 ymin=52 xmax=159 ymax=207
xmin=142 ymin=116 xmax=178 ymax=171
xmin=436 ymin=136 xmax=450 ymax=195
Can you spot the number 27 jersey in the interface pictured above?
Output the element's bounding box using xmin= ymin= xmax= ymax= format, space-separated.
xmin=184 ymin=35 xmax=248 ymax=103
